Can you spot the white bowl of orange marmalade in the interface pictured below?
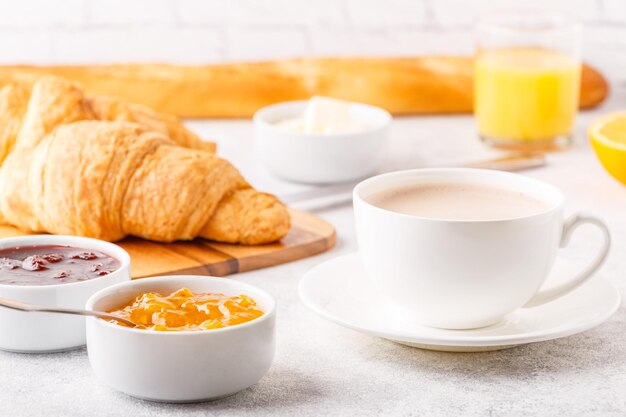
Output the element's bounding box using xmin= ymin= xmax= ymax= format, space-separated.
xmin=85 ymin=275 xmax=276 ymax=402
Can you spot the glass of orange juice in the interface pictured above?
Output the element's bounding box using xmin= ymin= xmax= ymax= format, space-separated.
xmin=474 ymin=10 xmax=582 ymax=151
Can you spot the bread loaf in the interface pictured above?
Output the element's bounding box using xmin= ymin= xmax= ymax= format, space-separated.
xmin=0 ymin=57 xmax=608 ymax=118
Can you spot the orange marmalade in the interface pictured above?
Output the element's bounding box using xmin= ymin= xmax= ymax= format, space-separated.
xmin=107 ymin=288 xmax=264 ymax=331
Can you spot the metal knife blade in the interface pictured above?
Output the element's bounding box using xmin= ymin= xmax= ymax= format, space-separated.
xmin=280 ymin=153 xmax=546 ymax=210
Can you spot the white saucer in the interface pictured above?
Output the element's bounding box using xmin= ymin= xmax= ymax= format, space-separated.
xmin=299 ymin=253 xmax=620 ymax=352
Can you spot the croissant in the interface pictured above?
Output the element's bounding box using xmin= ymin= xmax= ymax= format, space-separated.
xmin=0 ymin=76 xmax=291 ymax=244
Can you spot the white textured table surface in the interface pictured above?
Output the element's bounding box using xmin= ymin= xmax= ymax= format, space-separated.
xmin=2 ymin=90 xmax=626 ymax=417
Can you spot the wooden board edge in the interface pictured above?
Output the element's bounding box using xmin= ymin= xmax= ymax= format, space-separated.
xmin=0 ymin=208 xmax=338 ymax=279
xmin=236 ymin=226 xmax=337 ymax=274
xmin=132 ymin=257 xmax=239 ymax=278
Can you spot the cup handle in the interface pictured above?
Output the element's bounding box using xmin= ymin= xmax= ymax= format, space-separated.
xmin=524 ymin=212 xmax=611 ymax=308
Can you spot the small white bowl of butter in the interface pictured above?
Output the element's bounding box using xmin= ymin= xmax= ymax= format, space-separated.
xmin=254 ymin=96 xmax=391 ymax=184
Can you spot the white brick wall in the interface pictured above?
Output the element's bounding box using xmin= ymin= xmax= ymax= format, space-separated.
xmin=89 ymin=0 xmax=176 ymax=25
xmin=0 ymin=0 xmax=85 ymax=28
xmin=430 ymin=0 xmax=601 ymax=27
xmin=345 ymin=0 xmax=427 ymax=27
xmin=0 ymin=0 xmax=623 ymax=82
xmin=54 ymin=27 xmax=223 ymax=64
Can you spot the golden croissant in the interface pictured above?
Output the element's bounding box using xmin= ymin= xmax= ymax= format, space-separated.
xmin=0 ymin=76 xmax=290 ymax=244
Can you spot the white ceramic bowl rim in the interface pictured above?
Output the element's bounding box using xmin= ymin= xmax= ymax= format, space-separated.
xmin=86 ymin=275 xmax=277 ymax=336
xmin=0 ymin=235 xmax=131 ymax=291
xmin=253 ymin=100 xmax=392 ymax=138
xmin=353 ymin=168 xmax=565 ymax=224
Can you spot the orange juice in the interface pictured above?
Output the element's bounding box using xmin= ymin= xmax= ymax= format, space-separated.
xmin=475 ymin=47 xmax=581 ymax=142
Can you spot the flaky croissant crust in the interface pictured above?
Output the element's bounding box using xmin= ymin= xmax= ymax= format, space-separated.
xmin=0 ymin=76 xmax=290 ymax=244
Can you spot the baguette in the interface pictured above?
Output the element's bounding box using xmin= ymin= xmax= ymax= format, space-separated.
xmin=0 ymin=57 xmax=608 ymax=118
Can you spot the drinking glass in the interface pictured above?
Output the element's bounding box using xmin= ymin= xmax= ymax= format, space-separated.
xmin=474 ymin=10 xmax=582 ymax=151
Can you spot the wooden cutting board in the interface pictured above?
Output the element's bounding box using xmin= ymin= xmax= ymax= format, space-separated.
xmin=0 ymin=209 xmax=336 ymax=278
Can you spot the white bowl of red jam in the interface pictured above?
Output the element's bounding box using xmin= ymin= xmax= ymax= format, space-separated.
xmin=0 ymin=235 xmax=131 ymax=353
xmin=85 ymin=275 xmax=276 ymax=402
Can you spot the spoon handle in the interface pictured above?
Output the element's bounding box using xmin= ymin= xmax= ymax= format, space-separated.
xmin=0 ymin=296 xmax=137 ymax=327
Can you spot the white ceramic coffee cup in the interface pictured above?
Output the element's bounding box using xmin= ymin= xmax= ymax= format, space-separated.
xmin=353 ymin=168 xmax=611 ymax=329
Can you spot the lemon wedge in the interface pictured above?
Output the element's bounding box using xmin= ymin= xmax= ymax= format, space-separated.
xmin=589 ymin=111 xmax=626 ymax=185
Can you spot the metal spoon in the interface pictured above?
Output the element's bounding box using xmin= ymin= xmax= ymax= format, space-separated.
xmin=0 ymin=296 xmax=138 ymax=328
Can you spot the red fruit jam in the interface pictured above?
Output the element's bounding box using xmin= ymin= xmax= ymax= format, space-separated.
xmin=0 ymin=245 xmax=121 ymax=286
